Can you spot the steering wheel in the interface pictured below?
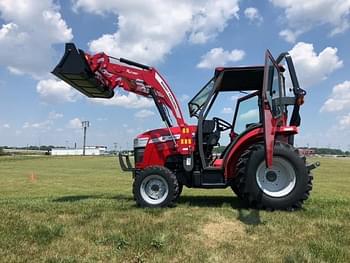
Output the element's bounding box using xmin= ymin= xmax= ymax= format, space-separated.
xmin=213 ymin=117 xmax=232 ymax=131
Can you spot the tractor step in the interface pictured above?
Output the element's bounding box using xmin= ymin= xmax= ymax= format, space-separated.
xmin=52 ymin=43 xmax=114 ymax=99
xmin=199 ymin=183 xmax=228 ymax=189
xmin=192 ymin=168 xmax=227 ymax=188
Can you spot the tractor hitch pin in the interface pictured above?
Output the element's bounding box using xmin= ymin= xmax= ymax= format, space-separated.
xmin=307 ymin=161 xmax=320 ymax=171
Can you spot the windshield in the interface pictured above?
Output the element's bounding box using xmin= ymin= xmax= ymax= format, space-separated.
xmin=188 ymin=78 xmax=215 ymax=117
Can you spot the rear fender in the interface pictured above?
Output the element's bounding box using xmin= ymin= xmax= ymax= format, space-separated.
xmin=223 ymin=127 xmax=264 ymax=180
xmin=223 ymin=127 xmax=299 ymax=180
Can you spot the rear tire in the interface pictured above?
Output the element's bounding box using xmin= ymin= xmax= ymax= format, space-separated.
xmin=232 ymin=142 xmax=313 ymax=210
xmin=133 ymin=166 xmax=179 ymax=208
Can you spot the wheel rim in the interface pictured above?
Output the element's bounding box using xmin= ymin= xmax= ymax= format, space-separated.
xmin=140 ymin=174 xmax=169 ymax=205
xmin=256 ymin=157 xmax=296 ymax=197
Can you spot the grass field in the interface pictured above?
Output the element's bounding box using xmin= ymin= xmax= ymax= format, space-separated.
xmin=0 ymin=156 xmax=349 ymax=262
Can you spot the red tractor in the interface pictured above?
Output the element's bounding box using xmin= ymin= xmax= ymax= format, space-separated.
xmin=52 ymin=43 xmax=319 ymax=210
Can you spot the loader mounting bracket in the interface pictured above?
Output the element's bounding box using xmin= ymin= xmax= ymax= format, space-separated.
xmin=307 ymin=161 xmax=320 ymax=172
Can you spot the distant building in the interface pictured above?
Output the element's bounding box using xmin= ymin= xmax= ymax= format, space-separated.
xmin=298 ymin=148 xmax=315 ymax=156
xmin=51 ymin=146 xmax=107 ymax=156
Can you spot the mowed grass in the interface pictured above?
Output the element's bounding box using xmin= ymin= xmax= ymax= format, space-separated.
xmin=0 ymin=156 xmax=349 ymax=263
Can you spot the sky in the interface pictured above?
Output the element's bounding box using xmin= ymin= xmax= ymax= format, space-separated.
xmin=0 ymin=0 xmax=350 ymax=150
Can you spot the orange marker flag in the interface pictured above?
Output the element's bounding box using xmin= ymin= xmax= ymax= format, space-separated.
xmin=29 ymin=172 xmax=37 ymax=182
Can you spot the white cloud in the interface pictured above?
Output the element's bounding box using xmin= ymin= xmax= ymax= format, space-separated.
xmin=22 ymin=122 xmax=29 ymax=129
xmin=188 ymin=1 xmax=240 ymax=44
xmin=7 ymin=65 xmax=24 ymax=75
xmin=20 ymin=111 xmax=64 ymax=133
xmin=321 ymin=81 xmax=350 ymax=112
xmin=0 ymin=0 xmax=73 ymax=78
xmin=68 ymin=118 xmax=82 ymax=129
xmin=244 ymin=7 xmax=263 ymax=25
xmin=90 ymin=92 xmax=153 ymax=109
xmin=22 ymin=120 xmax=52 ymax=130
xmin=73 ymin=0 xmax=239 ymax=64
xmin=279 ymin=29 xmax=302 ymax=43
xmin=222 ymin=107 xmax=234 ymax=114
xmin=339 ymin=113 xmax=350 ymax=130
xmin=36 ymin=79 xmax=80 ymax=102
xmin=37 ymin=79 xmax=154 ymax=108
xmin=271 ymin=0 xmax=350 ymax=42
xmin=48 ymin=111 xmax=63 ymax=120
xmin=197 ymin=47 xmax=245 ymax=69
xmin=134 ymin=109 xmax=155 ymax=118
xmin=31 ymin=121 xmax=50 ymax=129
xmin=2 ymin=123 xmax=10 ymax=128
xmin=239 ymin=109 xmax=259 ymax=121
xmin=289 ymin=42 xmax=343 ymax=88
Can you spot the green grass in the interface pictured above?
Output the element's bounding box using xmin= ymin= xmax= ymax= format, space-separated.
xmin=0 ymin=155 xmax=349 ymax=262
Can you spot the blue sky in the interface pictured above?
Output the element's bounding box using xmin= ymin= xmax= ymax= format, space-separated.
xmin=0 ymin=0 xmax=350 ymax=150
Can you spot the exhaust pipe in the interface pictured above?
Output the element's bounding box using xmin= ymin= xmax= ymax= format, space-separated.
xmin=51 ymin=43 xmax=114 ymax=99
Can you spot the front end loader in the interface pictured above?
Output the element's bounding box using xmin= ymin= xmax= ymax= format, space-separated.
xmin=52 ymin=43 xmax=319 ymax=210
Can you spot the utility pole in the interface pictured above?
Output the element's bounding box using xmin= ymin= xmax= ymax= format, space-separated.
xmin=82 ymin=121 xmax=90 ymax=156
xmin=114 ymin=142 xmax=118 ymax=155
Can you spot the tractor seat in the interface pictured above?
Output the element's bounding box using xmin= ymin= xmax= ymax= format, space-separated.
xmin=207 ymin=130 xmax=220 ymax=146
xmin=202 ymin=119 xmax=220 ymax=146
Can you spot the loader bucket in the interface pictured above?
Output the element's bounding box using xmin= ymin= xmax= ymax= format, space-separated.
xmin=52 ymin=43 xmax=114 ymax=99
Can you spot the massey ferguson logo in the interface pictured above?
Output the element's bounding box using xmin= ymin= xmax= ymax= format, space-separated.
xmin=126 ymin=69 xmax=139 ymax=75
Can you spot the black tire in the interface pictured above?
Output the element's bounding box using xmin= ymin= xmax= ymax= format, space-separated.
xmin=232 ymin=142 xmax=313 ymax=210
xmin=231 ymin=183 xmax=241 ymax=199
xmin=174 ymin=183 xmax=183 ymax=201
xmin=231 ymin=149 xmax=252 ymax=199
xmin=133 ymin=166 xmax=179 ymax=208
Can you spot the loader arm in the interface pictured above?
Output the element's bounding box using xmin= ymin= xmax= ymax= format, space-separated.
xmin=52 ymin=43 xmax=186 ymax=127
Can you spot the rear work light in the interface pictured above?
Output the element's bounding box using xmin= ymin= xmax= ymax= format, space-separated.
xmin=51 ymin=43 xmax=114 ymax=99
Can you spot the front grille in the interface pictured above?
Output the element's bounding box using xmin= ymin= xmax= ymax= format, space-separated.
xmin=134 ymin=147 xmax=145 ymax=164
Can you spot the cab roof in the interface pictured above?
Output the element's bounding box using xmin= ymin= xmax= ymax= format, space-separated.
xmin=214 ymin=66 xmax=264 ymax=92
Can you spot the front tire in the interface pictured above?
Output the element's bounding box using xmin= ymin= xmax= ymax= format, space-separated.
xmin=133 ymin=166 xmax=179 ymax=208
xmin=233 ymin=142 xmax=313 ymax=210
xmin=174 ymin=183 xmax=183 ymax=201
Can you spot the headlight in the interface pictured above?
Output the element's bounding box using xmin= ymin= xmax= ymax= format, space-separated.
xmin=133 ymin=137 xmax=149 ymax=148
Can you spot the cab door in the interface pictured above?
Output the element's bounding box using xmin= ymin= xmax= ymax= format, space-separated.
xmin=262 ymin=50 xmax=284 ymax=168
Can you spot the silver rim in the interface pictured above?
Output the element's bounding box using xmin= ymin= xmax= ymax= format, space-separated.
xmin=256 ymin=157 xmax=296 ymax=197
xmin=140 ymin=174 xmax=169 ymax=205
